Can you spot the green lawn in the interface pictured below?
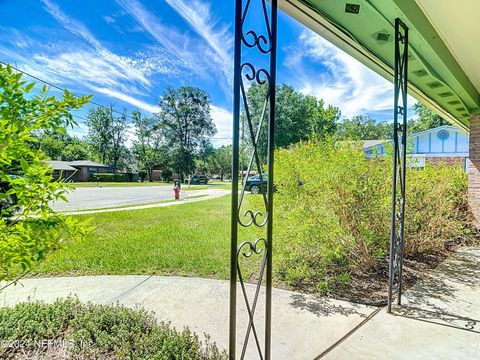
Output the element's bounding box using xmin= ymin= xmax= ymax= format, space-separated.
xmin=207 ymin=181 xmax=232 ymax=190
xmin=34 ymin=196 xmax=263 ymax=280
xmin=66 ymin=194 xmax=209 ymax=212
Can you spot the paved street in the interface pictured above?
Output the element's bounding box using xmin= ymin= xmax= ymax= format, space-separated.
xmin=52 ymin=185 xmax=214 ymax=212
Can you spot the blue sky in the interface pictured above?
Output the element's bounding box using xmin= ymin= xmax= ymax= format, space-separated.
xmin=0 ymin=0 xmax=411 ymax=146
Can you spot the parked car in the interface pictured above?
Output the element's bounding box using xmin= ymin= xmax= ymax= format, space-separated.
xmin=0 ymin=177 xmax=20 ymax=217
xmin=185 ymin=175 xmax=209 ymax=185
xmin=245 ymin=174 xmax=268 ymax=194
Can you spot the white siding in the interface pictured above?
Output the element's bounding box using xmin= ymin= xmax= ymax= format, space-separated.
xmin=417 ymin=133 xmax=431 ymax=153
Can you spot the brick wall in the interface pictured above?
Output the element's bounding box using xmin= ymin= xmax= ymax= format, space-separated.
xmin=426 ymin=156 xmax=466 ymax=169
xmin=468 ymin=115 xmax=480 ymax=226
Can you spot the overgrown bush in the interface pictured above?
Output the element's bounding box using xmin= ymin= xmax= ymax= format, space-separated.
xmin=273 ymin=137 xmax=471 ymax=292
xmin=0 ymin=298 xmax=227 ymax=359
xmin=89 ymin=173 xmax=126 ymax=182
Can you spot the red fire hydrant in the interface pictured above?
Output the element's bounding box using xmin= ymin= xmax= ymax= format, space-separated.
xmin=173 ymin=180 xmax=181 ymax=200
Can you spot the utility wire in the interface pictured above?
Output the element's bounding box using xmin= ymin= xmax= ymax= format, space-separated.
xmin=3 ymin=61 xmax=232 ymax=140
xmin=17 ymin=0 xmax=145 ymax=87
xmin=0 ymin=60 xmax=137 ymax=121
xmin=8 ymin=2 xmax=233 ymax=142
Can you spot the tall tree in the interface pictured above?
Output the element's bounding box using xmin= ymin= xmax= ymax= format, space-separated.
xmin=86 ymin=107 xmax=111 ymax=164
xmin=409 ymin=102 xmax=446 ymax=134
xmin=336 ymin=115 xmax=391 ymax=140
xmin=36 ymin=130 xmax=91 ymax=161
xmin=156 ymin=86 xmax=216 ymax=178
xmin=307 ymin=96 xmax=340 ymax=135
xmin=207 ymin=145 xmax=232 ymax=181
xmin=86 ymin=104 xmax=128 ymax=172
xmin=244 ymin=83 xmax=340 ymax=161
xmin=109 ymin=107 xmax=129 ymax=173
xmin=132 ymin=111 xmax=167 ymax=182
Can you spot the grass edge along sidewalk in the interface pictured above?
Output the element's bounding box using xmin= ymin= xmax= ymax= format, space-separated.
xmin=29 ymin=196 xmax=264 ymax=280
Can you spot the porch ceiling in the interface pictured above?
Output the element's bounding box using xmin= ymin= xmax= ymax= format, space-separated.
xmin=280 ymin=0 xmax=480 ymax=130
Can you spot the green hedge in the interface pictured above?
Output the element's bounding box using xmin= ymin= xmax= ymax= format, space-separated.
xmin=0 ymin=298 xmax=226 ymax=359
xmin=89 ymin=173 xmax=126 ymax=182
xmin=273 ymin=137 xmax=471 ymax=292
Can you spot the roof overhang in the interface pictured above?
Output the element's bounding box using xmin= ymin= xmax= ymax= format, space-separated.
xmin=280 ymin=0 xmax=480 ymax=131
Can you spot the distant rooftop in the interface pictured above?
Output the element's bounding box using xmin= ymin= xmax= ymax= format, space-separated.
xmin=362 ymin=140 xmax=385 ymax=149
xmin=47 ymin=161 xmax=77 ymax=171
xmin=69 ymin=160 xmax=110 ymax=168
xmin=47 ymin=160 xmax=110 ymax=171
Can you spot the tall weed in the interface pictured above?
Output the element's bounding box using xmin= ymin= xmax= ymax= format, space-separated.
xmin=273 ymin=137 xmax=471 ymax=291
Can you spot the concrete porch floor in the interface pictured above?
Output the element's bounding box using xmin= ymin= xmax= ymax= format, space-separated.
xmin=324 ymin=246 xmax=480 ymax=359
xmin=1 ymin=246 xmax=479 ymax=359
xmin=0 ymin=275 xmax=376 ymax=359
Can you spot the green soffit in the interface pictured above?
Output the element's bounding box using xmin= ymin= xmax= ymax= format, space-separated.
xmin=284 ymin=0 xmax=480 ymax=129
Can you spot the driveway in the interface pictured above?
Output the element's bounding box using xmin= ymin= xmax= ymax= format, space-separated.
xmin=52 ymin=185 xmax=211 ymax=212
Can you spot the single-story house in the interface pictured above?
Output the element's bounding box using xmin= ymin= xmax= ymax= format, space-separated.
xmin=363 ymin=125 xmax=469 ymax=171
xmin=48 ymin=160 xmax=112 ymax=182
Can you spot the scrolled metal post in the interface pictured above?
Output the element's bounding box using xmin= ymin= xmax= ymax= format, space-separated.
xmin=229 ymin=0 xmax=278 ymax=358
xmin=229 ymin=0 xmax=242 ymax=357
xmin=388 ymin=18 xmax=409 ymax=314
xmin=265 ymin=2 xmax=277 ymax=357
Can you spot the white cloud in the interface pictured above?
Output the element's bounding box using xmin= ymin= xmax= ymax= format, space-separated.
xmin=67 ymin=121 xmax=88 ymax=139
xmin=33 ymin=51 xmax=144 ymax=94
xmin=2 ymin=2 xmax=185 ymax=115
xmin=211 ymin=105 xmax=232 ymax=144
xmin=41 ymin=0 xmax=150 ymax=88
xmin=103 ymin=15 xmax=116 ymax=24
xmin=114 ymin=0 xmax=205 ymax=77
xmin=89 ymin=86 xmax=160 ymax=114
xmin=165 ymin=0 xmax=233 ymax=83
xmin=286 ymin=29 xmax=415 ymax=118
xmin=32 ymin=45 xmax=183 ymax=96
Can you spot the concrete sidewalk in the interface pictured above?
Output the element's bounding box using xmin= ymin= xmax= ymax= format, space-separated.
xmin=323 ymin=246 xmax=480 ymax=360
xmin=1 ymin=247 xmax=478 ymax=358
xmin=58 ymin=188 xmax=230 ymax=215
xmin=0 ymin=275 xmax=376 ymax=359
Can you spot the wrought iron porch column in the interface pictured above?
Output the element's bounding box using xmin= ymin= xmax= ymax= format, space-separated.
xmin=388 ymin=18 xmax=409 ymax=313
xmin=229 ymin=0 xmax=278 ymax=359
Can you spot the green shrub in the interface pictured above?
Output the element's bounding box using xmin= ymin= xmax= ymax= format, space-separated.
xmin=138 ymin=170 xmax=148 ymax=182
xmin=0 ymin=298 xmax=226 ymax=359
xmin=0 ymin=64 xmax=91 ymax=282
xmin=273 ymin=137 xmax=471 ymax=292
xmin=89 ymin=173 xmax=126 ymax=182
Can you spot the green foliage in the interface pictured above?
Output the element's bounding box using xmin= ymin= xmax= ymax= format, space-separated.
xmin=89 ymin=173 xmax=126 ymax=182
xmin=156 ymin=86 xmax=216 ymax=178
xmin=132 ymin=110 xmax=168 ymax=181
xmin=336 ymin=103 xmax=447 ymax=142
xmin=35 ymin=130 xmax=91 ymax=161
xmin=244 ymin=83 xmax=340 ymax=161
xmin=86 ymin=104 xmax=129 ymax=172
xmin=0 ymin=64 xmax=91 ymax=282
xmin=274 ymin=137 xmax=471 ymax=292
xmin=0 ymin=297 xmax=227 ymax=359
xmin=336 ymin=115 xmax=391 ymax=140
xmin=207 ymin=145 xmax=232 ymax=180
xmin=409 ymin=102 xmax=446 ymax=134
